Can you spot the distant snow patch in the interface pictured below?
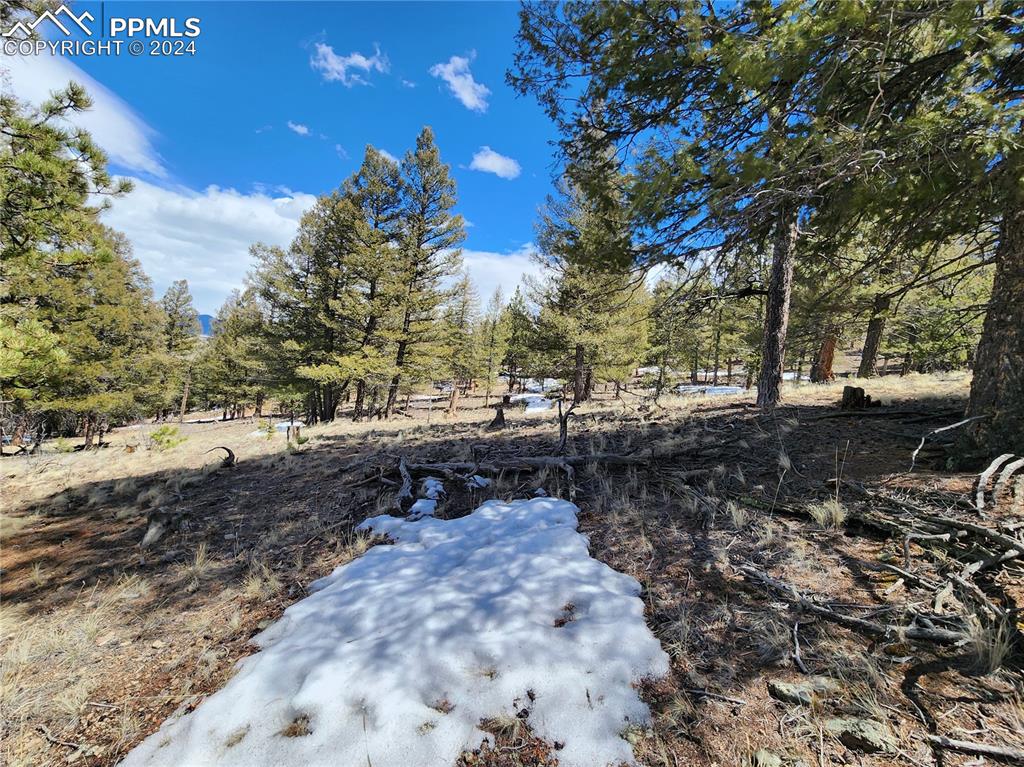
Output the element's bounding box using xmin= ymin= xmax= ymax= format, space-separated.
xmin=510 ymin=393 xmax=554 ymax=413
xmin=673 ymin=385 xmax=744 ymax=397
xmin=118 ymin=498 xmax=668 ymax=767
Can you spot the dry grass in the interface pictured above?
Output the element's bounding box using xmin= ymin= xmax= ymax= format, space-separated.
xmin=807 ymin=498 xmax=847 ymax=529
xmin=0 ymin=372 xmax=1002 ymax=767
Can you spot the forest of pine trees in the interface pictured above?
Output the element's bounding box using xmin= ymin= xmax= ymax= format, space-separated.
xmin=1 ymin=1 xmax=1021 ymax=461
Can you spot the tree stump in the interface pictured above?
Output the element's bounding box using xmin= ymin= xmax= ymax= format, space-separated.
xmin=486 ymin=395 xmax=510 ymax=431
xmin=840 ymin=385 xmax=880 ymax=410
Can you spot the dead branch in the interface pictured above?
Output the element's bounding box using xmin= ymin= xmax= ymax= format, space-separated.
xmin=556 ymin=399 xmax=577 ymax=455
xmin=909 ymin=416 xmax=985 ymax=471
xmin=395 ymin=457 xmax=414 ymax=512
xmin=926 ymin=735 xmax=1024 ymax=763
xmin=737 ymin=564 xmax=968 ymax=646
xmin=204 ymin=446 xmax=236 ymax=468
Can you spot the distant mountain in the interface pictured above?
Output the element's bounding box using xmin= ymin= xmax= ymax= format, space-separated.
xmin=198 ymin=314 xmax=214 ymax=336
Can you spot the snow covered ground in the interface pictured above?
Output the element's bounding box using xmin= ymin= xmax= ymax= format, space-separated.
xmin=673 ymin=384 xmax=745 ymax=396
xmin=510 ymin=393 xmax=555 ymax=412
xmin=119 ymin=497 xmax=668 ymax=767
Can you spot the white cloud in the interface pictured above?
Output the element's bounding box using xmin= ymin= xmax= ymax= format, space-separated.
xmin=310 ymin=43 xmax=389 ymax=86
xmin=469 ymin=147 xmax=521 ymax=180
xmin=102 ymin=179 xmax=316 ymax=313
xmin=287 ymin=120 xmax=310 ymax=136
xmin=401 ymin=79 xmax=416 ymax=88
xmin=1 ymin=51 xmax=165 ymax=176
xmin=378 ymin=149 xmax=399 ymax=164
xmin=429 ymin=53 xmax=490 ymax=112
xmin=461 ymin=243 xmax=538 ymax=303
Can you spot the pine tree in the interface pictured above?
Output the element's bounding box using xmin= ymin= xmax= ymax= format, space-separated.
xmin=440 ymin=273 xmax=480 ymax=414
xmin=478 ymin=288 xmax=510 ymax=406
xmin=383 ymin=127 xmax=465 ymax=417
xmin=532 ymin=176 xmax=644 ymax=403
xmin=160 ymin=280 xmax=201 ymax=420
xmin=195 ymin=290 xmax=267 ymax=420
xmin=501 ymin=288 xmax=534 ymax=393
xmin=1 ymin=87 xmax=159 ymax=445
xmin=345 ymin=146 xmax=405 ymax=420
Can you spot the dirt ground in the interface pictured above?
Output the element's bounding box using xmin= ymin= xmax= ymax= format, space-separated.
xmin=2 ymin=372 xmax=1022 ymax=767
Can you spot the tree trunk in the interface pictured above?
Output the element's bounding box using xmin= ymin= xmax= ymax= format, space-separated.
xmin=385 ymin=339 xmax=408 ymax=418
xmin=353 ymin=380 xmax=366 ymax=421
xmin=810 ymin=330 xmax=838 ymax=383
xmin=712 ymin=310 xmax=722 ymax=385
xmin=964 ymin=194 xmax=1024 ymax=457
xmin=756 ymin=211 xmax=798 ymax=410
xmin=858 ymin=293 xmax=891 ymax=378
xmin=690 ymin=347 xmax=699 ymax=384
xmin=583 ymin=367 xmax=593 ymax=402
xmin=901 ymin=327 xmax=917 ymax=376
xmin=448 ymin=381 xmax=460 ymax=415
xmin=572 ymin=343 xmax=585 ymax=403
xmin=178 ymin=375 xmax=191 ymax=423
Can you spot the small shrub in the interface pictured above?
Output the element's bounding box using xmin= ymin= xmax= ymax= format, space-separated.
xmin=148 ymin=425 xmax=186 ymax=452
xmin=53 ymin=437 xmax=74 ymax=454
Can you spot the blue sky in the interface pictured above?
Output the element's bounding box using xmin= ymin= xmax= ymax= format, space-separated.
xmin=4 ymin=1 xmax=559 ymax=312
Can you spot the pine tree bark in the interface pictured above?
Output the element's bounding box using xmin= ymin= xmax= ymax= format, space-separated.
xmin=964 ymin=194 xmax=1024 ymax=456
xmin=756 ymin=211 xmax=798 ymax=410
xmin=712 ymin=309 xmax=722 ymax=385
xmin=448 ymin=381 xmax=460 ymax=414
xmin=385 ymin=338 xmax=409 ymax=418
xmin=353 ymin=380 xmax=366 ymax=421
xmin=810 ymin=330 xmax=838 ymax=383
xmin=573 ymin=343 xmax=586 ymax=403
xmin=858 ymin=294 xmax=891 ymax=378
xmin=178 ymin=375 xmax=190 ymax=423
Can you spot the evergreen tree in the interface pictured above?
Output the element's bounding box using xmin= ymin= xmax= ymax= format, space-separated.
xmin=478 ymin=288 xmax=510 ymax=405
xmin=1 ymin=87 xmax=159 ymax=444
xmin=501 ymin=288 xmax=534 ymax=393
xmin=440 ymin=273 xmax=480 ymax=414
xmin=160 ymin=280 xmax=202 ymax=420
xmin=383 ymin=127 xmax=465 ymax=416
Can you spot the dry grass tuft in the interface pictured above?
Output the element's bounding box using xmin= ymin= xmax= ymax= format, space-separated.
xmin=967 ymin=616 xmax=1017 ymax=675
xmin=808 ymin=498 xmax=847 ymax=530
xmin=242 ymin=560 xmax=283 ymax=601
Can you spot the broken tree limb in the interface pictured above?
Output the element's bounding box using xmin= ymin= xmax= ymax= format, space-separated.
xmin=977 ymin=453 xmax=1017 ymax=511
xmin=395 ymin=457 xmax=414 ymax=512
xmin=926 ymin=735 xmax=1024 ymax=763
xmin=204 ymin=446 xmax=236 ymax=468
xmin=737 ymin=564 xmax=968 ymax=646
xmin=909 ymin=416 xmax=986 ymax=471
xmin=556 ymin=399 xmax=577 ymax=455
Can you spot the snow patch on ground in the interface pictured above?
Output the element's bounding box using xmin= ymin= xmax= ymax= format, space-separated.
xmin=673 ymin=384 xmax=744 ymax=396
xmin=522 ymin=377 xmax=561 ymax=393
xmin=119 ymin=498 xmax=668 ymax=767
xmin=510 ymin=393 xmax=554 ymax=413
